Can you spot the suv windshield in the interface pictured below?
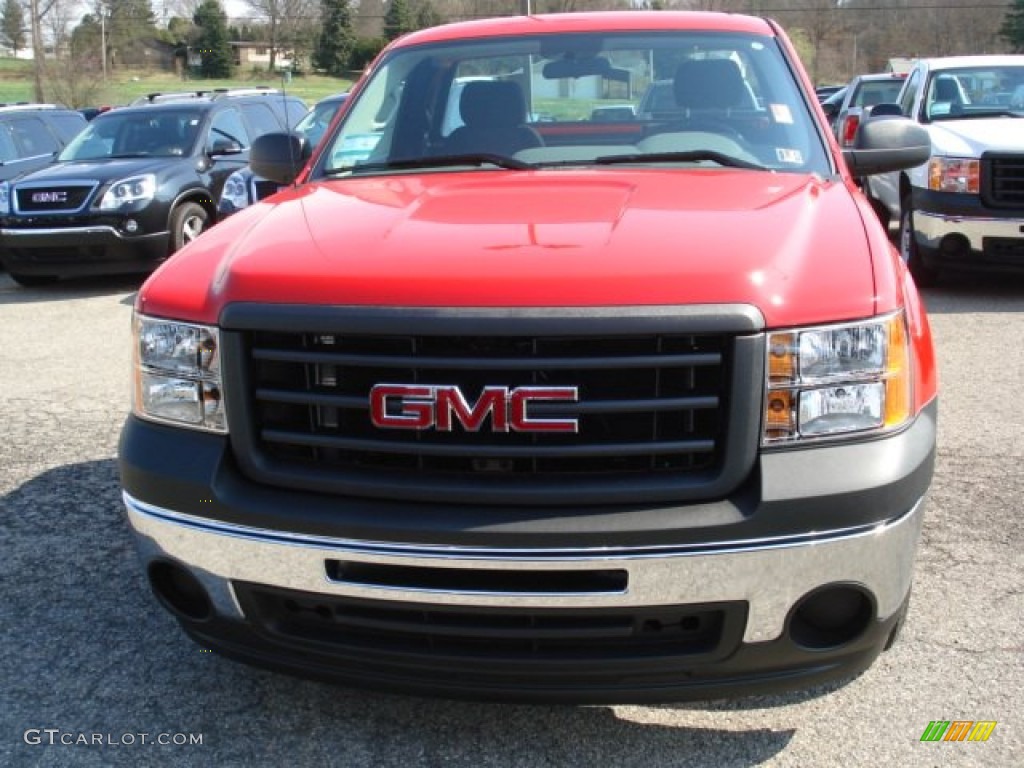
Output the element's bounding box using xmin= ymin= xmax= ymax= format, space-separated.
xmin=59 ymin=108 xmax=205 ymax=161
xmin=318 ymin=30 xmax=829 ymax=176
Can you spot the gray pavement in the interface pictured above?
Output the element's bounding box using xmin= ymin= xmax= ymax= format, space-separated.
xmin=1 ymin=270 xmax=1021 ymax=767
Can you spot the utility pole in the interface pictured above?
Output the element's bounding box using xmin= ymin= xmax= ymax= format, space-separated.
xmin=101 ymin=6 xmax=107 ymax=81
xmin=520 ymin=0 xmax=532 ymax=15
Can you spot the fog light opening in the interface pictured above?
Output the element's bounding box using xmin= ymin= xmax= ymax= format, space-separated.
xmin=938 ymin=233 xmax=968 ymax=258
xmin=788 ymin=585 xmax=873 ymax=650
xmin=148 ymin=560 xmax=213 ymax=622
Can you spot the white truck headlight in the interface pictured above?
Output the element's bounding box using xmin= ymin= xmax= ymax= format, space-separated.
xmin=763 ymin=312 xmax=911 ymax=444
xmin=132 ymin=314 xmax=226 ymax=432
xmin=928 ymin=157 xmax=979 ymax=194
xmin=0 ymin=181 xmax=9 ymax=215
xmin=99 ymin=174 xmax=156 ymax=210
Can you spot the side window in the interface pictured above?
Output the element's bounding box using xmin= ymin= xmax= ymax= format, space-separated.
xmin=8 ymin=117 xmax=60 ymax=156
xmin=0 ymin=122 xmax=18 ymax=162
xmin=50 ymin=114 xmax=88 ymax=143
xmin=900 ymin=70 xmax=920 ymax=117
xmin=207 ymin=108 xmax=250 ymax=150
xmin=284 ymin=99 xmax=307 ymax=128
xmin=240 ymin=102 xmax=281 ymax=138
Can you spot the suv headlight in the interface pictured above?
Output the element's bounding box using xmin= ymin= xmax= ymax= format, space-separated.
xmin=763 ymin=312 xmax=911 ymax=444
xmin=99 ymin=174 xmax=156 ymax=210
xmin=928 ymin=157 xmax=979 ymax=194
xmin=0 ymin=181 xmax=10 ymax=215
xmin=132 ymin=314 xmax=226 ymax=433
xmin=219 ymin=169 xmax=252 ymax=213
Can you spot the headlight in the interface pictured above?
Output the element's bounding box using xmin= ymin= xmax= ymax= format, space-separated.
xmin=99 ymin=174 xmax=156 ymax=210
xmin=763 ymin=312 xmax=911 ymax=444
xmin=132 ymin=314 xmax=226 ymax=433
xmin=928 ymin=157 xmax=979 ymax=194
xmin=219 ymin=170 xmax=252 ymax=213
xmin=0 ymin=181 xmax=10 ymax=215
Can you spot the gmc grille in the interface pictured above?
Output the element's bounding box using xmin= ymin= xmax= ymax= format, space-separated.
xmin=15 ymin=183 xmax=96 ymax=213
xmin=983 ymin=153 xmax=1024 ymax=208
xmin=221 ymin=305 xmax=764 ymax=505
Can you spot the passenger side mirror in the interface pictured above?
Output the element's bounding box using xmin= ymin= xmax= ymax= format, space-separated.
xmin=251 ymin=132 xmax=307 ymax=185
xmin=843 ymin=115 xmax=931 ymax=176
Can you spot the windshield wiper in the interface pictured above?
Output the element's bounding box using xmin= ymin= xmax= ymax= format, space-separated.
xmin=594 ymin=150 xmax=767 ymax=171
xmin=333 ymin=153 xmax=532 ymax=175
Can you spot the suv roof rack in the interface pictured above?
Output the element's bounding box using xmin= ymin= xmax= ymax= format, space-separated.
xmin=130 ymin=87 xmax=278 ymax=106
xmin=0 ymin=102 xmax=64 ymax=111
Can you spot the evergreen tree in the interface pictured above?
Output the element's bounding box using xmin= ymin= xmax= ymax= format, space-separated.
xmin=70 ymin=14 xmax=103 ymax=60
xmin=414 ymin=0 xmax=441 ymax=31
xmin=0 ymin=0 xmax=26 ymax=55
xmin=313 ymin=0 xmax=354 ymax=77
xmin=193 ymin=0 xmax=233 ymax=78
xmin=1001 ymin=0 xmax=1024 ymax=52
xmin=107 ymin=0 xmax=157 ymax=60
xmin=383 ymin=0 xmax=415 ymax=42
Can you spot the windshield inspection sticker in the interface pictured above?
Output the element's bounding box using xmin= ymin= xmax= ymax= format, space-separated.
xmin=776 ymin=147 xmax=804 ymax=164
xmin=770 ymin=104 xmax=794 ymax=124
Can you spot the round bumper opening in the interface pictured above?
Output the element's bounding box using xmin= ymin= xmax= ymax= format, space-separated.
xmin=788 ymin=584 xmax=873 ymax=650
xmin=148 ymin=560 xmax=213 ymax=622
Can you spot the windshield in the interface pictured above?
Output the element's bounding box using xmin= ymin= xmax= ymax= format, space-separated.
xmin=317 ymin=30 xmax=830 ymax=177
xmin=925 ymin=65 xmax=1024 ymax=121
xmin=59 ymin=108 xmax=204 ymax=161
xmin=294 ymin=96 xmax=348 ymax=147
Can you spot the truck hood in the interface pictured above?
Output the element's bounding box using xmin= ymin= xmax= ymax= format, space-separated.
xmin=927 ymin=116 xmax=1024 ymax=155
xmin=139 ymin=169 xmax=885 ymax=329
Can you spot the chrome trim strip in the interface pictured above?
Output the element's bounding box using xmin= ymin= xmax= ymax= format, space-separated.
xmin=124 ymin=491 xmax=925 ymax=643
xmin=0 ymin=226 xmax=120 ymax=238
xmin=123 ymin=491 xmax=886 ymax=558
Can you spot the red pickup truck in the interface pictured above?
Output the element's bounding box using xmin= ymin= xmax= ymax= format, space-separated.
xmin=120 ymin=11 xmax=937 ymax=703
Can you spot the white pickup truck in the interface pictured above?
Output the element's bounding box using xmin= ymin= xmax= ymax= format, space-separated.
xmin=866 ymin=55 xmax=1024 ymax=284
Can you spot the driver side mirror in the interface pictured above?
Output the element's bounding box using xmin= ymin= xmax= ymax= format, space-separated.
xmin=209 ymin=138 xmax=243 ymax=156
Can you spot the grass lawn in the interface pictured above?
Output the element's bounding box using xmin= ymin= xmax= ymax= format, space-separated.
xmin=0 ymin=58 xmax=354 ymax=108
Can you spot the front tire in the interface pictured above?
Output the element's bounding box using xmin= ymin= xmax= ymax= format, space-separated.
xmin=899 ymin=204 xmax=939 ymax=287
xmin=170 ymin=202 xmax=210 ymax=254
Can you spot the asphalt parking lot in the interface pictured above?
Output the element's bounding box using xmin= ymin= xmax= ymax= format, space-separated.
xmin=1 ymin=270 xmax=1021 ymax=767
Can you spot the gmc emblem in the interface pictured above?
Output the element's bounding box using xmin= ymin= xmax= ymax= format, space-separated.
xmin=31 ymin=191 xmax=68 ymax=203
xmin=370 ymin=384 xmax=579 ymax=433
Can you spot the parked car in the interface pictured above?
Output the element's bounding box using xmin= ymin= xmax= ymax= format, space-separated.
xmin=121 ymin=10 xmax=936 ymax=703
xmin=814 ymin=84 xmax=845 ymax=102
xmin=218 ymin=92 xmax=348 ymax=218
xmin=819 ymin=86 xmax=847 ymax=133
xmin=865 ymin=55 xmax=1024 ymax=284
xmin=0 ymin=104 xmax=87 ymax=182
xmin=823 ymin=73 xmax=907 ymax=148
xmin=0 ymin=88 xmax=305 ymax=286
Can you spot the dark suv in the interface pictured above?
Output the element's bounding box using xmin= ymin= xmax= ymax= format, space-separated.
xmin=0 ymin=104 xmax=87 ymax=182
xmin=0 ymin=88 xmax=305 ymax=286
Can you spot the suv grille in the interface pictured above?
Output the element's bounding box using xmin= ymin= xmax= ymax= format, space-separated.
xmin=222 ymin=306 xmax=762 ymax=505
xmin=983 ymin=153 xmax=1024 ymax=208
xmin=15 ymin=183 xmax=96 ymax=213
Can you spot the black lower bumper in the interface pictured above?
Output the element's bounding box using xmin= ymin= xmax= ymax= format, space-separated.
xmin=0 ymin=226 xmax=168 ymax=277
xmin=179 ymin=589 xmax=910 ymax=704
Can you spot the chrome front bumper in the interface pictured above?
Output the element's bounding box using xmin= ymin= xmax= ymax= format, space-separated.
xmin=124 ymin=491 xmax=925 ymax=645
xmin=915 ymin=209 xmax=1024 ymax=253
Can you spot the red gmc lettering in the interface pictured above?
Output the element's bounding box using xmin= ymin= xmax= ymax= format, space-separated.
xmin=370 ymin=384 xmax=578 ymax=433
